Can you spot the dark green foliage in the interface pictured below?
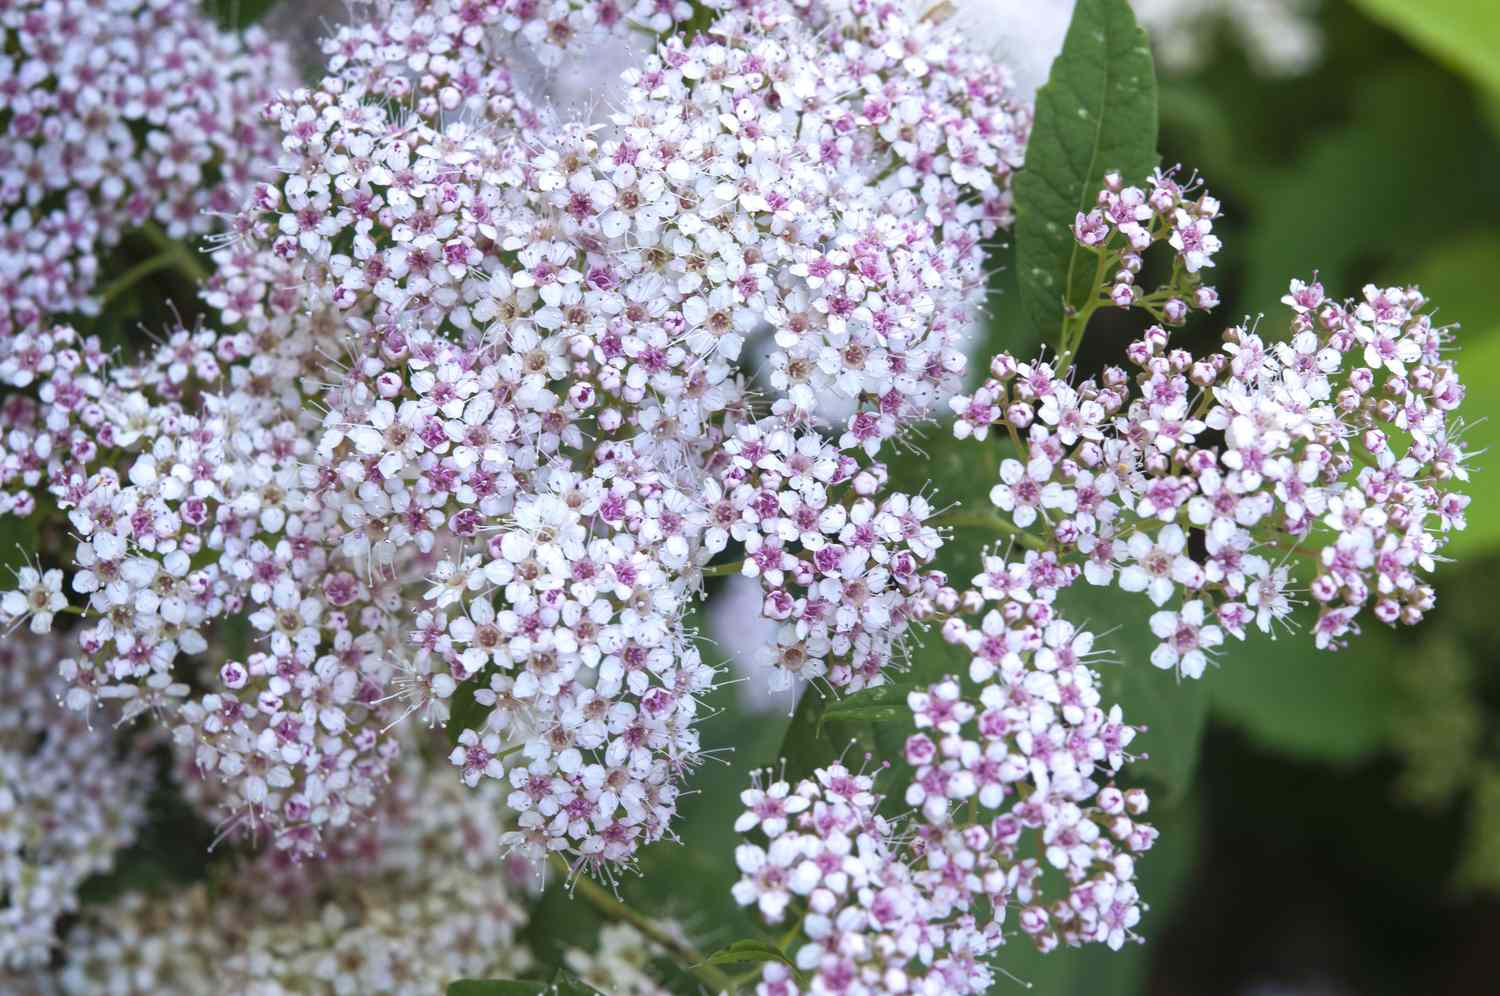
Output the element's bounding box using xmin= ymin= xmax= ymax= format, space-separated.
xmin=1015 ymin=0 xmax=1159 ymax=340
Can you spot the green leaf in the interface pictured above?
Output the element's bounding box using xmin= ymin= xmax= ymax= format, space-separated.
xmin=776 ymin=690 xmax=874 ymax=785
xmin=820 ymin=684 xmax=908 ymax=727
xmin=1014 ymin=0 xmax=1158 ymax=339
xmin=1052 ymin=583 xmax=1210 ymax=801
xmin=447 ymin=983 xmax=549 ymax=996
xmin=447 ymin=675 xmax=495 ymax=747
xmin=446 ymin=973 xmax=603 ymax=996
xmin=1210 ymin=613 xmax=1400 ymax=765
xmin=0 ymin=511 xmax=35 ymax=578
xmin=1239 ymin=68 xmax=1498 ymax=320
xmin=552 ymin=973 xmax=605 ymax=996
xmin=973 ymin=240 xmax=1046 ymax=377
xmin=207 ymin=0 xmax=285 ymax=29
xmin=1351 ymin=0 xmax=1500 ymax=101
xmin=703 ymin=938 xmax=796 ymax=969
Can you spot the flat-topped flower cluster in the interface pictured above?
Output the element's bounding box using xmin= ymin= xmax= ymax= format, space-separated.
xmin=951 ymin=175 xmax=1469 ymax=674
xmin=0 ymin=0 xmax=1031 ymax=873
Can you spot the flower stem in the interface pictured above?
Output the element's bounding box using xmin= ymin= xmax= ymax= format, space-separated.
xmin=97 ymin=253 xmax=181 ymax=307
xmin=702 ymin=558 xmax=746 ymax=578
xmin=933 ymin=509 xmax=1050 ymax=552
xmin=140 ymin=220 xmax=210 ymax=286
xmin=547 ymin=852 xmax=737 ymax=994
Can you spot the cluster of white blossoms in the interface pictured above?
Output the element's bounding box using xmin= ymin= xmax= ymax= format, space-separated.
xmin=950 ymin=172 xmax=1470 ymax=675
xmin=0 ymin=0 xmax=1031 ymax=871
xmin=563 ymin=923 xmax=676 ymax=996
xmin=733 ymin=546 xmax=1154 ymax=995
xmin=1 ymin=632 xmax=153 ymax=971
xmin=0 ymin=0 xmax=1474 ymax=991
xmin=0 ymin=0 xmax=295 ymax=336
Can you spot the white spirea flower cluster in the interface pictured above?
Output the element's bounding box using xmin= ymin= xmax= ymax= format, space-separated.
xmin=1 ymin=632 xmax=152 ymax=971
xmin=0 ymin=0 xmax=1474 ymax=988
xmin=950 ymin=172 xmax=1470 ymax=673
xmin=563 ymin=923 xmax=676 ymax=996
xmin=0 ymin=0 xmax=1028 ymax=872
xmin=732 ymin=548 xmax=1154 ymax=995
xmin=0 ymin=0 xmax=296 ymax=337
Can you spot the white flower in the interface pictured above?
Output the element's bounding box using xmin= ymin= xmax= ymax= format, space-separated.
xmin=2 ymin=566 xmax=67 ymax=633
xmin=1148 ymin=601 xmax=1224 ymax=678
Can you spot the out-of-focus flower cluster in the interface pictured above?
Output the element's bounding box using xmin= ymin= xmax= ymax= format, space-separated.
xmin=952 ymin=0 xmax=1323 ymax=92
xmin=564 ymin=923 xmax=676 ymax=996
xmin=1 ymin=632 xmax=152 ymax=971
xmin=1133 ymin=0 xmax=1323 ymax=77
xmin=1070 ymin=169 xmax=1222 ymax=323
xmin=0 ymin=0 xmax=295 ymax=336
xmin=7 ymin=749 xmax=529 ymax=994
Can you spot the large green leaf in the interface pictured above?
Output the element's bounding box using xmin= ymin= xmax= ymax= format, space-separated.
xmin=206 ymin=0 xmax=285 ymax=28
xmin=0 ymin=511 xmax=36 ymax=578
xmin=447 ymin=675 xmax=497 ymax=747
xmin=776 ymin=688 xmax=879 ymax=785
xmin=1351 ymin=0 xmax=1500 ymax=100
xmin=703 ymin=937 xmax=797 ymax=970
xmin=447 ymin=976 xmax=603 ymax=996
xmin=447 ymin=983 xmax=551 ymax=996
xmin=1014 ymin=0 xmax=1158 ymax=339
xmin=820 ymin=683 xmax=908 ymax=726
xmin=1210 ymin=614 xmax=1400 ymax=765
xmin=973 ymin=240 xmax=1046 ymax=377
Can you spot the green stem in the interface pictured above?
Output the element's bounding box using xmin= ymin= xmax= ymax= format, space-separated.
xmin=702 ymin=559 xmax=746 ymax=578
xmin=140 ymin=220 xmax=210 ymax=285
xmin=96 ymin=253 xmax=181 ymax=307
xmin=1055 ymin=245 xmax=1114 ymax=368
xmin=933 ymin=509 xmax=1050 ymax=552
xmin=548 ymin=853 xmax=737 ymax=994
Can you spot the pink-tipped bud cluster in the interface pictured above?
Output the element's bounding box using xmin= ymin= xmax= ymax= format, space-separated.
xmin=1072 ymin=168 xmax=1221 ymax=324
